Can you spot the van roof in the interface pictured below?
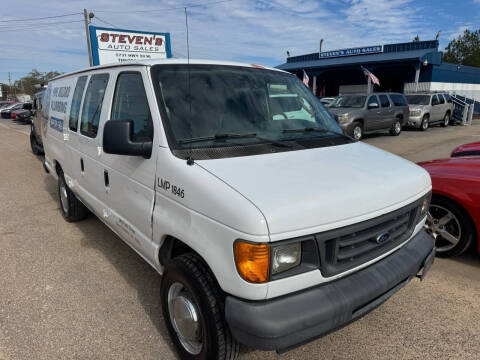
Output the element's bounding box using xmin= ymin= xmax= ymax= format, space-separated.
xmin=51 ymin=58 xmax=284 ymax=81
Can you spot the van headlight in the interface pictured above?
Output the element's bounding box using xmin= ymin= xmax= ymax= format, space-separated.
xmin=271 ymin=243 xmax=301 ymax=275
xmin=337 ymin=113 xmax=350 ymax=124
xmin=410 ymin=109 xmax=422 ymax=117
xmin=234 ymin=239 xmax=318 ymax=283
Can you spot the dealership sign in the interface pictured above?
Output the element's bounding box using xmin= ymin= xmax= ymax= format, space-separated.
xmin=319 ymin=45 xmax=383 ymax=59
xmin=88 ymin=25 xmax=171 ymax=66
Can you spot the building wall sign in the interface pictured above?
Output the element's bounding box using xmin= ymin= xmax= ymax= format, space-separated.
xmin=89 ymin=25 xmax=171 ymax=66
xmin=320 ymin=45 xmax=383 ymax=59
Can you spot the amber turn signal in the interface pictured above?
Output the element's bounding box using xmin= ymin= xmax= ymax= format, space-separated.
xmin=234 ymin=241 xmax=270 ymax=283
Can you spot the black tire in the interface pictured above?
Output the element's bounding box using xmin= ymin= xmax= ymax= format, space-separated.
xmin=351 ymin=121 xmax=363 ymax=140
xmin=58 ymin=172 xmax=89 ymax=222
xmin=390 ymin=119 xmax=402 ymax=136
xmin=30 ymin=127 xmax=44 ymax=155
xmin=420 ymin=115 xmax=429 ymax=131
xmin=428 ymin=196 xmax=474 ymax=258
xmin=161 ymin=253 xmax=240 ymax=360
xmin=442 ymin=112 xmax=450 ymax=127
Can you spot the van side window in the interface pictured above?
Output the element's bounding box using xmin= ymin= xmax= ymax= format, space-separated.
xmin=438 ymin=94 xmax=445 ymax=104
xmin=111 ymin=72 xmax=153 ymax=141
xmin=80 ymin=73 xmax=109 ymax=138
xmin=379 ymin=95 xmax=390 ymax=107
xmin=69 ymin=76 xmax=87 ymax=131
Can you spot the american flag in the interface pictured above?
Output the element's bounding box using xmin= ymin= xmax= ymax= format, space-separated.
xmin=361 ymin=66 xmax=380 ymax=86
xmin=302 ymin=70 xmax=310 ymax=87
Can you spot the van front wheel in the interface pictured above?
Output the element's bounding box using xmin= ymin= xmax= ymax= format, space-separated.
xmin=58 ymin=173 xmax=89 ymax=222
xmin=161 ymin=253 xmax=239 ymax=360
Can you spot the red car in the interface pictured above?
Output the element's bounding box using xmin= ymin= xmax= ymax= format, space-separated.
xmin=451 ymin=142 xmax=480 ymax=157
xmin=418 ymin=156 xmax=480 ymax=257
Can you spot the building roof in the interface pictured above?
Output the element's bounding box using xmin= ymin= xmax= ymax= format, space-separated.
xmin=277 ymin=40 xmax=442 ymax=71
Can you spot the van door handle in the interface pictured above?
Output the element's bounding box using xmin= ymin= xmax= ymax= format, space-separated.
xmin=80 ymin=158 xmax=84 ymax=173
xmin=104 ymin=170 xmax=109 ymax=188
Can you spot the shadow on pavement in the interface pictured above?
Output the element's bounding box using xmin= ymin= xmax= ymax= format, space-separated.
xmin=42 ymin=175 xmax=177 ymax=356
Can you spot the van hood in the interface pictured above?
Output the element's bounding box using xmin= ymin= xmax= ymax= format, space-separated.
xmin=196 ymin=142 xmax=431 ymax=236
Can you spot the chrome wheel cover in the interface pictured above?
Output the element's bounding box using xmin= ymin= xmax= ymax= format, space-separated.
xmin=167 ymin=282 xmax=203 ymax=355
xmin=395 ymin=121 xmax=401 ymax=133
xmin=422 ymin=118 xmax=429 ymax=130
xmin=353 ymin=126 xmax=362 ymax=140
xmin=444 ymin=114 xmax=449 ymax=126
xmin=59 ymin=181 xmax=69 ymax=214
xmin=425 ymin=205 xmax=461 ymax=253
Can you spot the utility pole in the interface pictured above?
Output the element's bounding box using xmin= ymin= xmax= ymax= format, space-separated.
xmin=84 ymin=9 xmax=94 ymax=66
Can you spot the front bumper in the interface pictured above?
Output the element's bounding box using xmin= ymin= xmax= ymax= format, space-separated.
xmin=408 ymin=115 xmax=423 ymax=127
xmin=225 ymin=230 xmax=434 ymax=352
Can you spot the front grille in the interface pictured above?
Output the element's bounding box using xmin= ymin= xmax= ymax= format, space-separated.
xmin=315 ymin=199 xmax=422 ymax=277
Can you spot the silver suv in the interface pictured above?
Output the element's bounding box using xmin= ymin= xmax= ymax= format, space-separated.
xmin=329 ymin=93 xmax=409 ymax=140
xmin=405 ymin=93 xmax=453 ymax=131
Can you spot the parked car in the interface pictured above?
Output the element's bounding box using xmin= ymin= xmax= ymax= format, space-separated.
xmin=0 ymin=101 xmax=14 ymax=108
xmin=451 ymin=141 xmax=480 ymax=157
xmin=0 ymin=102 xmax=21 ymax=118
xmin=319 ymin=96 xmax=335 ymax=106
xmin=419 ymin=156 xmax=480 ymax=257
xmin=12 ymin=103 xmax=33 ymax=123
xmin=30 ymin=88 xmax=47 ymax=155
xmin=328 ymin=92 xmax=409 ymax=140
xmin=42 ymin=60 xmax=434 ymax=359
xmin=405 ymin=93 xmax=453 ymax=130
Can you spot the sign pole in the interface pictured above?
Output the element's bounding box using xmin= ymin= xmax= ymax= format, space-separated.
xmin=84 ymin=9 xmax=93 ymax=67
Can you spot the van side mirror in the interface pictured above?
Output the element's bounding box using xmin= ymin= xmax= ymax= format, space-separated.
xmin=368 ymin=102 xmax=379 ymax=110
xmin=103 ymin=120 xmax=152 ymax=158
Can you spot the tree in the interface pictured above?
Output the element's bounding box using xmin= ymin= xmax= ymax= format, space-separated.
xmin=12 ymin=69 xmax=62 ymax=96
xmin=443 ymin=29 xmax=480 ymax=68
xmin=413 ymin=35 xmax=420 ymax=42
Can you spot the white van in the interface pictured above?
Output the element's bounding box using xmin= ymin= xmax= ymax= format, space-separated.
xmin=42 ymin=59 xmax=435 ymax=359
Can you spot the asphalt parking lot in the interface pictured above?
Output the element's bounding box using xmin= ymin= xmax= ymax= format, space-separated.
xmin=1 ymin=118 xmax=480 ymax=360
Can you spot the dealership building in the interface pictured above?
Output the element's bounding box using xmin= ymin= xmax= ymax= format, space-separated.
xmin=277 ymin=40 xmax=480 ymax=104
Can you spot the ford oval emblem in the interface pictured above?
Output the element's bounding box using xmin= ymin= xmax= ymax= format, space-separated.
xmin=376 ymin=232 xmax=391 ymax=244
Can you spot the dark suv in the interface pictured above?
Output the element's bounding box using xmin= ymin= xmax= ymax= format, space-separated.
xmin=329 ymin=93 xmax=409 ymax=140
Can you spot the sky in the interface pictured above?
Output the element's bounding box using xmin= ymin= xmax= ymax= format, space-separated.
xmin=0 ymin=0 xmax=479 ymax=84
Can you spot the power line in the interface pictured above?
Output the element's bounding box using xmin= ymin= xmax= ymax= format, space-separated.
xmin=94 ymin=0 xmax=232 ymax=14
xmin=0 ymin=20 xmax=84 ymax=33
xmin=0 ymin=12 xmax=81 ymax=23
xmin=93 ymin=16 xmax=118 ymax=28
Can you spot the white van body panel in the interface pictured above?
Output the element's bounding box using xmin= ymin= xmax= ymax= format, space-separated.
xmin=196 ymin=141 xmax=431 ymax=237
xmin=43 ymin=59 xmax=432 ymax=302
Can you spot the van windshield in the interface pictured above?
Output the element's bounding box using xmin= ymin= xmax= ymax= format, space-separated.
xmin=151 ymin=65 xmax=347 ymax=158
xmin=406 ymin=95 xmax=431 ymax=105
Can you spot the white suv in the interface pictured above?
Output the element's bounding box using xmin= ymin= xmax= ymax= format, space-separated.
xmin=41 ymin=59 xmax=435 ymax=359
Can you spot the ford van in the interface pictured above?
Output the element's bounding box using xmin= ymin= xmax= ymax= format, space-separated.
xmin=41 ymin=59 xmax=435 ymax=359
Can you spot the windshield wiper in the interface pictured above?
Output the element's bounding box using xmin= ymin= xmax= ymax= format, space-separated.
xmin=282 ymin=127 xmax=352 ymax=140
xmin=178 ymin=132 xmax=292 ymax=148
